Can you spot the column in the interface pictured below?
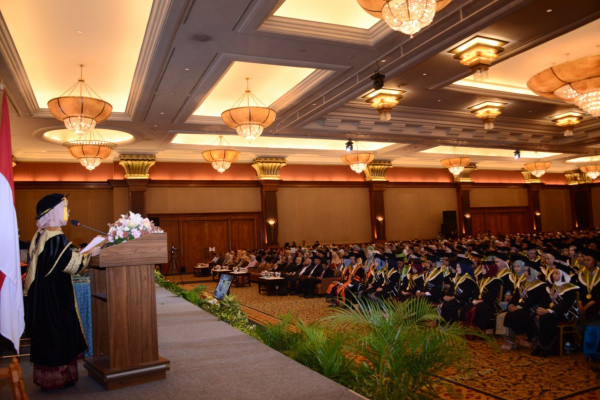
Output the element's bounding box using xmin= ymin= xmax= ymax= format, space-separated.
xmin=365 ymin=161 xmax=391 ymax=242
xmin=252 ymin=157 xmax=286 ymax=247
xmin=456 ymin=183 xmax=471 ymax=236
xmin=527 ymin=183 xmax=542 ymax=232
xmin=118 ymin=154 xmax=156 ymax=216
xmin=565 ymin=170 xmax=594 ymax=230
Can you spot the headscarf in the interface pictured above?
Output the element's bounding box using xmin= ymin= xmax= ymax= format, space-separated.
xmin=411 ymin=262 xmax=423 ymax=274
xmin=512 ymin=260 xmax=525 ymax=276
xmin=36 ymin=200 xmax=67 ymax=230
xmin=482 ymin=262 xmax=498 ymax=277
xmin=550 ymin=268 xmax=571 ymax=287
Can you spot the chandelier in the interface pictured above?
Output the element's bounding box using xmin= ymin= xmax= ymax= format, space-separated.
xmin=221 ymin=78 xmax=276 ymax=141
xmin=580 ymin=164 xmax=600 ymax=180
xmin=356 ymin=0 xmax=451 ymax=36
xmin=468 ymin=101 xmax=505 ymax=130
xmin=63 ymin=129 xmax=116 ymax=171
xmin=364 ymin=88 xmax=405 ymax=121
xmin=201 ymin=136 xmax=240 ymax=173
xmin=342 ymin=143 xmax=375 ymax=173
xmin=551 ymin=112 xmax=583 ymax=137
xmin=524 ymin=161 xmax=551 ymax=178
xmin=48 ymin=65 xmax=112 ymax=135
xmin=441 ymin=157 xmax=470 ymax=177
xmin=527 ymin=55 xmax=600 ymax=117
xmin=450 ymin=36 xmax=507 ymax=81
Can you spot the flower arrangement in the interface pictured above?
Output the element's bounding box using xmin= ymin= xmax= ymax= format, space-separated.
xmin=107 ymin=211 xmax=163 ymax=245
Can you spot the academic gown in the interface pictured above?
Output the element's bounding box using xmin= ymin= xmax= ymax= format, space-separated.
xmin=537 ymin=284 xmax=578 ymax=350
xmin=471 ymin=277 xmax=502 ymax=330
xmin=423 ymin=268 xmax=444 ymax=303
xmin=26 ymin=231 xmax=88 ymax=368
xmin=504 ymin=280 xmax=549 ymax=336
xmin=578 ymin=269 xmax=600 ymax=322
xmin=440 ymin=275 xmax=479 ymax=322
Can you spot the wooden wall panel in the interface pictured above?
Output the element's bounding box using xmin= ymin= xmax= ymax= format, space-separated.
xmin=384 ymin=188 xmax=457 ymax=240
xmin=470 ymin=207 xmax=531 ymax=234
xmin=182 ymin=221 xmax=208 ymax=270
xmin=593 ymin=186 xmax=600 ymax=229
xmin=470 ymin=187 xmax=528 ymax=207
xmin=230 ymin=219 xmax=256 ymax=250
xmin=539 ymin=189 xmax=572 ymax=232
xmin=146 ymin=187 xmax=260 ymax=214
xmin=277 ymin=187 xmax=371 ymax=244
xmin=205 ymin=220 xmax=229 ymax=257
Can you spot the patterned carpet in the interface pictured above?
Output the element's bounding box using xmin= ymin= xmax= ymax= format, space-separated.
xmin=172 ymin=275 xmax=600 ymax=400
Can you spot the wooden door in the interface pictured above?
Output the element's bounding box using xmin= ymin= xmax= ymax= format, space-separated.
xmin=182 ymin=221 xmax=207 ymax=271
xmin=157 ymin=219 xmax=180 ymax=274
xmin=230 ymin=219 xmax=256 ymax=250
xmin=205 ymin=220 xmax=228 ymax=261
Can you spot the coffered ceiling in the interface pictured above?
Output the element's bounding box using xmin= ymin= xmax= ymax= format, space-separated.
xmin=0 ymin=0 xmax=599 ymax=173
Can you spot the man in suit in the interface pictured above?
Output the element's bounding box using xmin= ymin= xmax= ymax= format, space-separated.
xmin=301 ymin=258 xmax=333 ymax=298
xmin=286 ymin=256 xmax=310 ymax=294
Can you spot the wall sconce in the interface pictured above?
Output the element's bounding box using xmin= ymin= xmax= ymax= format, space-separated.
xmin=534 ymin=211 xmax=541 ymax=217
xmin=267 ymin=218 xmax=276 ymax=226
xmin=464 ymin=213 xmax=471 ymax=219
xmin=376 ymin=216 xmax=384 ymax=222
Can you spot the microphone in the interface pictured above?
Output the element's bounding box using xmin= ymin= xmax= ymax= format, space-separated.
xmin=71 ymin=220 xmax=107 ymax=236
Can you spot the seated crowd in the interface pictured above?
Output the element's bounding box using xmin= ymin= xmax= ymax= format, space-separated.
xmin=206 ymin=230 xmax=599 ymax=357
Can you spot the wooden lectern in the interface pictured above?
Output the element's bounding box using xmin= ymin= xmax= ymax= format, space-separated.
xmin=84 ymin=233 xmax=170 ymax=390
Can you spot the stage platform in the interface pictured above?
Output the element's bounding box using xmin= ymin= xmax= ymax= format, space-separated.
xmin=1 ymin=286 xmax=364 ymax=400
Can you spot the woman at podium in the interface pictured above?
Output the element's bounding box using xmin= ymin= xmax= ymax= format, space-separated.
xmin=24 ymin=193 xmax=93 ymax=390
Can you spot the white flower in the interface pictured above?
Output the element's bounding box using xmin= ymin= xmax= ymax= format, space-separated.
xmin=131 ymin=228 xmax=141 ymax=239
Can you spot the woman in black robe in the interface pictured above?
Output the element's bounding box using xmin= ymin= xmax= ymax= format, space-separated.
xmin=502 ymin=262 xmax=549 ymax=350
xmin=439 ymin=258 xmax=479 ymax=322
xmin=399 ymin=261 xmax=425 ymax=300
xmin=531 ymin=269 xmax=579 ymax=357
xmin=24 ymin=194 xmax=94 ymax=390
xmin=469 ymin=261 xmax=502 ymax=332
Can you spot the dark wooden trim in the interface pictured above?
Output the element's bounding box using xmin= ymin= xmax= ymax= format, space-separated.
xmin=148 ymin=212 xmax=261 ymax=220
xmin=148 ymin=180 xmax=260 ymax=188
xmin=15 ymin=181 xmax=112 ymax=189
xmin=470 ymin=206 xmax=530 ymax=212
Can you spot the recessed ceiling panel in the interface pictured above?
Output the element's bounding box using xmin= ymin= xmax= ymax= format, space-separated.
xmin=452 ymin=19 xmax=600 ymax=96
xmin=422 ymin=146 xmax=560 ymax=159
xmin=172 ymin=134 xmax=395 ymax=152
xmin=193 ymin=61 xmax=315 ymax=117
xmin=0 ymin=0 xmax=153 ymax=112
xmin=273 ymin=0 xmax=379 ymax=29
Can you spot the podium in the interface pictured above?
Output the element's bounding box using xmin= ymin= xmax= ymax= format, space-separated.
xmin=84 ymin=233 xmax=170 ymax=390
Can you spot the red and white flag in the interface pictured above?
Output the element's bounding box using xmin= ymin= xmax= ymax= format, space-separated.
xmin=0 ymin=91 xmax=24 ymax=353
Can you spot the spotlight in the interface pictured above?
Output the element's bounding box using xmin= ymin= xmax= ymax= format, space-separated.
xmin=514 ymin=149 xmax=520 ymax=160
xmin=370 ymin=71 xmax=385 ymax=91
xmin=345 ymin=139 xmax=354 ymax=152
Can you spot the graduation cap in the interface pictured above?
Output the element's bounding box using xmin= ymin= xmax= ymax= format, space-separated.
xmin=35 ymin=193 xmax=69 ymax=220
xmin=582 ymin=248 xmax=600 ymax=262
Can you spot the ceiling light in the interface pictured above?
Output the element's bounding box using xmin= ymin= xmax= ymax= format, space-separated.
xmin=524 ymin=161 xmax=551 ymax=178
xmin=441 ymin=157 xmax=470 ymax=177
xmin=468 ymin=101 xmax=505 ymax=130
xmin=450 ymin=36 xmax=507 ymax=81
xmin=345 ymin=139 xmax=354 ymax=152
xmin=201 ymin=135 xmax=240 ymax=173
xmin=355 ymin=0 xmax=451 ymax=36
xmin=580 ymin=164 xmax=600 ymax=180
xmin=514 ymin=149 xmax=520 ymax=160
xmin=63 ymin=129 xmax=116 ymax=171
xmin=342 ymin=142 xmax=374 ymax=173
xmin=363 ymin=88 xmax=405 ymax=121
xmin=551 ymin=111 xmax=583 ymax=136
xmin=371 ymin=71 xmax=385 ymax=90
xmin=221 ymin=78 xmax=276 ymax=141
xmin=47 ymin=65 xmax=112 ymax=135
xmin=528 ymin=55 xmax=600 ymax=117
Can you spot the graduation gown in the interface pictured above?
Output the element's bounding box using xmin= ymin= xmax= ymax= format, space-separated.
xmin=440 ymin=274 xmax=478 ymax=322
xmin=25 ymin=230 xmax=88 ymax=367
xmin=423 ymin=267 xmax=444 ymax=303
xmin=578 ymin=268 xmax=600 ymax=321
xmin=504 ymin=279 xmax=549 ymax=336
xmin=471 ymin=277 xmax=502 ymax=330
xmin=537 ymin=283 xmax=579 ymax=349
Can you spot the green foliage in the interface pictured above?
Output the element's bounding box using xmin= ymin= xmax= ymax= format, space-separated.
xmin=154 ymin=271 xmax=253 ymax=334
xmin=250 ymin=313 xmax=302 ymax=353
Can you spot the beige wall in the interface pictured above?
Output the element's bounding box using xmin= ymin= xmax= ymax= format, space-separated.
xmin=539 ymin=188 xmax=572 ymax=232
xmin=277 ymin=187 xmax=371 ymax=244
xmin=592 ymin=186 xmax=600 ymax=229
xmin=470 ymin=187 xmax=528 ymax=208
xmin=15 ymin=188 xmax=114 ymax=246
xmin=384 ymin=188 xmax=457 ymax=240
xmin=146 ymin=187 xmax=261 ymax=214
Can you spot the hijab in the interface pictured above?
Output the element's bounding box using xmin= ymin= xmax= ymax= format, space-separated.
xmin=482 ymin=262 xmax=498 ymax=277
xmin=551 ymin=269 xmax=571 ymax=287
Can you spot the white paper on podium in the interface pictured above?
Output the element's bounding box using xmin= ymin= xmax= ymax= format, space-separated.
xmin=79 ymin=235 xmax=106 ymax=254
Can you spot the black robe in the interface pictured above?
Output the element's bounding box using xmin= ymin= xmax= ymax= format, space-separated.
xmin=537 ymin=284 xmax=578 ymax=349
xmin=503 ymin=280 xmax=549 ymax=336
xmin=472 ymin=277 xmax=502 ymax=330
xmin=423 ymin=268 xmax=444 ymax=303
xmin=578 ymin=269 xmax=600 ymax=322
xmin=27 ymin=232 xmax=87 ymax=367
xmin=440 ymin=275 xmax=479 ymax=322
